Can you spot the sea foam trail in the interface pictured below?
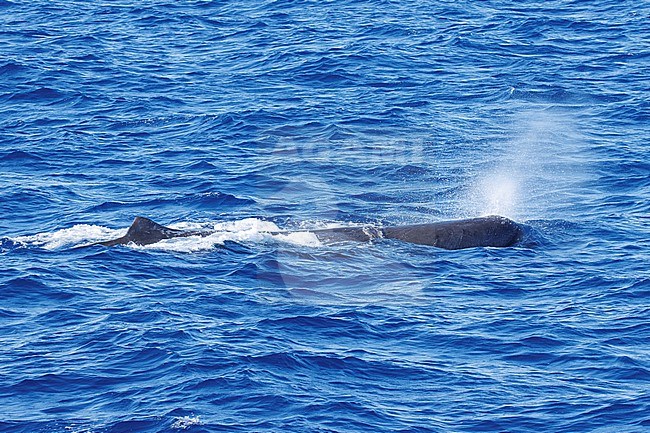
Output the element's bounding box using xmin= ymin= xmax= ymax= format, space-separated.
xmin=13 ymin=225 xmax=126 ymax=250
xmin=11 ymin=218 xmax=323 ymax=252
xmin=147 ymin=218 xmax=322 ymax=252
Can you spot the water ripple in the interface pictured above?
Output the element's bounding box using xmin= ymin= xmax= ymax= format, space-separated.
xmin=1 ymin=0 xmax=649 ymax=432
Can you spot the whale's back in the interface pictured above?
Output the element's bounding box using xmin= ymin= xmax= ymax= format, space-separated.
xmin=382 ymin=216 xmax=522 ymax=249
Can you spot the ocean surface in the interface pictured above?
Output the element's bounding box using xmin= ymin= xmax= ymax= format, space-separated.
xmin=1 ymin=1 xmax=649 ymax=432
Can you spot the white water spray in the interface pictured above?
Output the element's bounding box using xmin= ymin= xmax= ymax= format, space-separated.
xmin=464 ymin=109 xmax=586 ymax=221
xmin=475 ymin=172 xmax=519 ymax=217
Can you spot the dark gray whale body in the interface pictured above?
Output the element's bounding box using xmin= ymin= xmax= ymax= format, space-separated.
xmin=94 ymin=215 xmax=522 ymax=250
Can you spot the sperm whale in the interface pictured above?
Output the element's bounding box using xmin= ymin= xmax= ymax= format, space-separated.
xmin=92 ymin=215 xmax=522 ymax=250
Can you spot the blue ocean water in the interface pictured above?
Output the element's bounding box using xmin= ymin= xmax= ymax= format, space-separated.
xmin=1 ymin=0 xmax=649 ymax=431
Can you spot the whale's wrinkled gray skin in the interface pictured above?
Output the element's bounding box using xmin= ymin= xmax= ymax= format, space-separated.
xmin=92 ymin=215 xmax=522 ymax=250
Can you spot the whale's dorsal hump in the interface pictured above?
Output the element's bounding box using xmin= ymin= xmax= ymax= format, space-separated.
xmin=94 ymin=216 xmax=181 ymax=247
xmin=123 ymin=216 xmax=181 ymax=246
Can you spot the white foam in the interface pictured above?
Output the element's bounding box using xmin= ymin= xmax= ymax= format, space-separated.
xmin=141 ymin=218 xmax=323 ymax=252
xmin=171 ymin=415 xmax=201 ymax=430
xmin=63 ymin=424 xmax=97 ymax=433
xmin=13 ymin=224 xmax=126 ymax=250
xmin=273 ymin=231 xmax=321 ymax=247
